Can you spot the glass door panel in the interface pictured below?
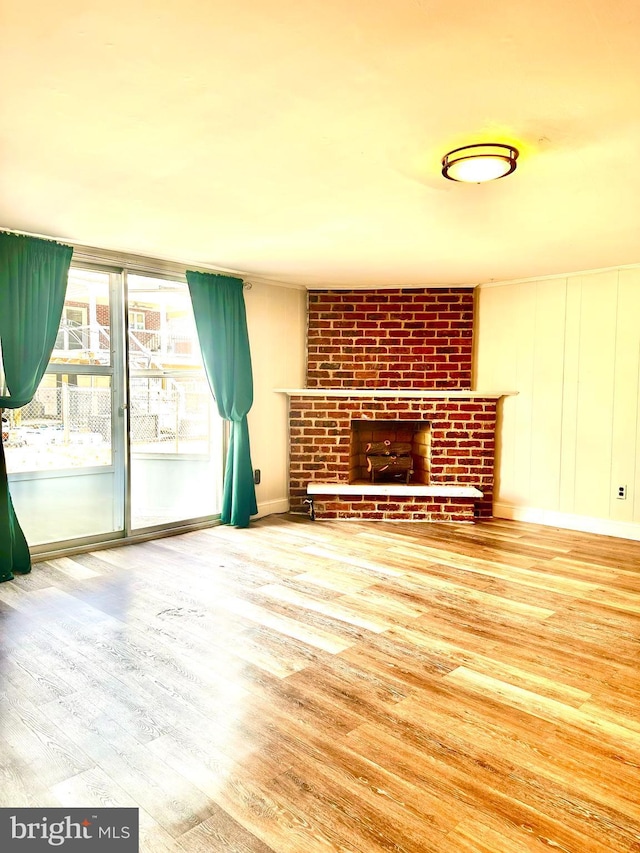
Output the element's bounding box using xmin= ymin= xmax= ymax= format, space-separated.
xmin=126 ymin=274 xmax=223 ymax=530
xmin=6 ymin=374 xmax=113 ymax=472
xmin=5 ymin=268 xmax=125 ymax=546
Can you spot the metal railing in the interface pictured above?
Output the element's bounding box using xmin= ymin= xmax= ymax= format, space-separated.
xmin=52 ymin=322 xmax=196 ymax=369
xmin=5 ymin=378 xmax=213 ymax=454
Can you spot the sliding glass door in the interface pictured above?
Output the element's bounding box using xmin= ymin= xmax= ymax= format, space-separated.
xmin=5 ymin=267 xmax=126 ymax=545
xmin=4 ymin=264 xmax=223 ymax=553
xmin=126 ymin=274 xmax=223 ymax=530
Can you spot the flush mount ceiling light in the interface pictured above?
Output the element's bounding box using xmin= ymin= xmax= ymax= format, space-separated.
xmin=442 ymin=143 xmax=519 ymax=183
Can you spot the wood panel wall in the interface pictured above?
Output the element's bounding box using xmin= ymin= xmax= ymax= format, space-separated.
xmin=475 ymin=267 xmax=640 ymax=539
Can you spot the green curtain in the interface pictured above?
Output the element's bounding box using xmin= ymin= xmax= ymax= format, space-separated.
xmin=0 ymin=232 xmax=73 ymax=581
xmin=185 ymin=271 xmax=257 ymax=528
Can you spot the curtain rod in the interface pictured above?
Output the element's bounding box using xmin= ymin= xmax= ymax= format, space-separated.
xmin=0 ymin=227 xmax=296 ymax=290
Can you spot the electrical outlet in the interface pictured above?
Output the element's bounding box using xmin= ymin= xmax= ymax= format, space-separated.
xmin=253 ymin=469 xmax=261 ymax=485
xmin=616 ymin=484 xmax=627 ymax=500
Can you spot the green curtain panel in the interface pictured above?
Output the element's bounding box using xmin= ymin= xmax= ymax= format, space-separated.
xmin=186 ymin=271 xmax=257 ymax=527
xmin=0 ymin=232 xmax=73 ymax=581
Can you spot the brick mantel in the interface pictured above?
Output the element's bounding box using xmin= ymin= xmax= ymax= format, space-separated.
xmin=277 ymin=389 xmax=515 ymax=399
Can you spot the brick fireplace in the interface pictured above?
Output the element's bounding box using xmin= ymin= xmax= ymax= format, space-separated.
xmin=280 ymin=288 xmax=511 ymax=522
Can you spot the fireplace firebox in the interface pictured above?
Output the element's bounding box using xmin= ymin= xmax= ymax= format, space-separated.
xmin=350 ymin=419 xmax=430 ymax=484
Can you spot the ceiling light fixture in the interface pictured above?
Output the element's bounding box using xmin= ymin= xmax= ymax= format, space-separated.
xmin=442 ymin=143 xmax=519 ymax=183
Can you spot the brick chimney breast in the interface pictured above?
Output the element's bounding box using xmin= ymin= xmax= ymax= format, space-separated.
xmin=307 ymin=288 xmax=474 ymax=390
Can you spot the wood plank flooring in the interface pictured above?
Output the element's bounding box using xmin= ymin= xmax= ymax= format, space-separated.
xmin=0 ymin=514 xmax=639 ymax=852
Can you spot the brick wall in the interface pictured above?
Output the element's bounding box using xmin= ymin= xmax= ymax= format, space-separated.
xmin=307 ymin=288 xmax=474 ymax=389
xmin=290 ymin=395 xmax=497 ymax=520
xmin=96 ymin=304 xmax=110 ymax=327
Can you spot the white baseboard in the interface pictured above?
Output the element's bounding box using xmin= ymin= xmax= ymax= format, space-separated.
xmin=254 ymin=498 xmax=290 ymax=520
xmin=494 ymin=502 xmax=640 ymax=542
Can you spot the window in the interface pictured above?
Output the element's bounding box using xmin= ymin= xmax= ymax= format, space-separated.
xmin=55 ymin=305 xmax=89 ymax=351
xmin=128 ymin=310 xmax=146 ymax=331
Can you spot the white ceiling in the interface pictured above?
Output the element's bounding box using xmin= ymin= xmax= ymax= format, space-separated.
xmin=1 ymin=0 xmax=639 ymax=288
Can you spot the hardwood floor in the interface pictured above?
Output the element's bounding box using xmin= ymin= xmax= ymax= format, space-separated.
xmin=0 ymin=514 xmax=639 ymax=852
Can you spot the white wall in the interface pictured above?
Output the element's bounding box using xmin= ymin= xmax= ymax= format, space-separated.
xmin=475 ymin=266 xmax=640 ymax=541
xmin=244 ymin=281 xmax=307 ymax=518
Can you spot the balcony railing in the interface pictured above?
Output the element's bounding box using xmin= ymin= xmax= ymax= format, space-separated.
xmin=51 ymin=323 xmax=198 ymax=368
